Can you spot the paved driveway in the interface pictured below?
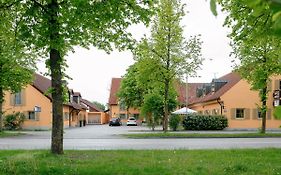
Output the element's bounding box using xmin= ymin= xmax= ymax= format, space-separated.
xmin=1 ymin=125 xmax=281 ymax=150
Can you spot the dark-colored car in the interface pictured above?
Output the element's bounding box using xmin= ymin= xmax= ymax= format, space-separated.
xmin=109 ymin=118 xmax=122 ymax=126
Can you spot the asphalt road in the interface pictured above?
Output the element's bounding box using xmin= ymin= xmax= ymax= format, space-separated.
xmin=0 ymin=125 xmax=281 ymax=150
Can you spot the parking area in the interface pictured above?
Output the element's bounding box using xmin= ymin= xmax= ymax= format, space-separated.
xmin=18 ymin=124 xmax=151 ymax=139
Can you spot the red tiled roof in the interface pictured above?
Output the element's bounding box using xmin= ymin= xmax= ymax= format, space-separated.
xmin=32 ymin=73 xmax=52 ymax=100
xmin=108 ymin=72 xmax=241 ymax=106
xmin=81 ymin=99 xmax=103 ymax=112
xmin=108 ymin=78 xmax=121 ymax=105
xmin=189 ymin=72 xmax=241 ymax=105
xmin=177 ymin=82 xmax=205 ymax=105
xmin=32 ymin=73 xmax=87 ymax=110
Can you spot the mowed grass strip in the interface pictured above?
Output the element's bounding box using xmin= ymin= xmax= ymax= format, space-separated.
xmin=0 ymin=149 xmax=281 ymax=175
xmin=0 ymin=131 xmax=23 ymax=138
xmin=123 ymin=132 xmax=281 ymax=139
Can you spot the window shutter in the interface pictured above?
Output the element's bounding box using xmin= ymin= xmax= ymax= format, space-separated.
xmin=252 ymin=108 xmax=258 ymax=120
xmin=35 ymin=112 xmax=40 ymax=121
xmin=10 ymin=94 xmax=15 ymax=106
xmin=274 ymin=80 xmax=280 ymax=90
xmin=230 ymin=108 xmax=236 ymax=119
xmin=21 ymin=89 xmax=26 ymax=106
xmin=267 ymin=109 xmax=272 ymax=120
xmin=244 ymin=108 xmax=250 ymax=120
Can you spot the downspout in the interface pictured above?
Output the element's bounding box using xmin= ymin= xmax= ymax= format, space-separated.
xmin=69 ymin=108 xmax=75 ymax=128
xmin=217 ymin=98 xmax=224 ymax=115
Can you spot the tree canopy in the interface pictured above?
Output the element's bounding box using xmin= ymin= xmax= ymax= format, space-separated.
xmin=0 ymin=9 xmax=36 ymax=131
xmin=1 ymin=0 xmax=156 ymax=154
xmin=133 ymin=0 xmax=203 ymax=132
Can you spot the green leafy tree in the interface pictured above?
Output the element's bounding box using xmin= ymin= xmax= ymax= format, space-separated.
xmin=1 ymin=0 xmax=155 ymax=154
xmin=0 ymin=9 xmax=35 ymax=132
xmin=134 ymin=0 xmax=203 ymax=132
xmin=141 ymin=88 xmax=177 ymax=131
xmin=118 ymin=64 xmax=145 ymax=118
xmin=211 ymin=0 xmax=281 ymax=34
xmin=219 ymin=0 xmax=281 ymax=133
xmin=91 ymin=101 xmax=106 ymax=111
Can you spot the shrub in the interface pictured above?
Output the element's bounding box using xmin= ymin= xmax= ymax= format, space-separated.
xmin=274 ymin=106 xmax=281 ymax=119
xmin=4 ymin=112 xmax=25 ymax=130
xmin=169 ymin=115 xmax=181 ymax=131
xmin=182 ymin=114 xmax=228 ymax=130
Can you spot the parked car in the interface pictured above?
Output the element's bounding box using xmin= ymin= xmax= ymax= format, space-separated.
xmin=127 ymin=117 xmax=137 ymax=126
xmin=109 ymin=118 xmax=122 ymax=126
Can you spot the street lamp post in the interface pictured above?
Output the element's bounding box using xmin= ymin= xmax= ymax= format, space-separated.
xmin=185 ymin=75 xmax=188 ymax=114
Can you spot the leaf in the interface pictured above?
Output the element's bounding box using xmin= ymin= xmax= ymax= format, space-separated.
xmin=273 ymin=106 xmax=281 ymax=119
xmin=210 ymin=0 xmax=218 ymax=16
xmin=273 ymin=15 xmax=281 ymax=30
xmin=272 ymin=11 xmax=281 ymax=21
xmin=243 ymin=0 xmax=262 ymax=8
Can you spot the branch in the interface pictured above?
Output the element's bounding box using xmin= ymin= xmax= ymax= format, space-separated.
xmin=30 ymin=0 xmax=47 ymax=12
xmin=151 ymin=48 xmax=165 ymax=60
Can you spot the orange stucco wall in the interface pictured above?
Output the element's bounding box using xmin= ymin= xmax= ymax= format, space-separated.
xmin=87 ymin=112 xmax=109 ymax=124
xmin=3 ymin=85 xmax=78 ymax=129
xmin=110 ymin=105 xmax=141 ymax=120
xmin=3 ymin=85 xmax=53 ymax=130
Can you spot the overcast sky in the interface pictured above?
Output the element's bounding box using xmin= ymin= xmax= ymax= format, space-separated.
xmin=37 ymin=0 xmax=233 ymax=105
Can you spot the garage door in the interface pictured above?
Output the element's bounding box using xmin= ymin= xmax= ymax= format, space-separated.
xmin=88 ymin=114 xmax=101 ymax=124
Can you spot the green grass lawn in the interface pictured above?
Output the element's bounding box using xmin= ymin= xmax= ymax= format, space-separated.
xmin=0 ymin=131 xmax=23 ymax=138
xmin=0 ymin=149 xmax=280 ymax=175
xmin=123 ymin=132 xmax=281 ymax=139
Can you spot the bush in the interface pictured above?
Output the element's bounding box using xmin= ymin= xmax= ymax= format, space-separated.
xmin=169 ymin=115 xmax=181 ymax=131
xmin=182 ymin=114 xmax=228 ymax=130
xmin=4 ymin=112 xmax=25 ymax=130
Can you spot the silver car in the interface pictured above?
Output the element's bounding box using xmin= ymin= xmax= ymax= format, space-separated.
xmin=127 ymin=117 xmax=137 ymax=126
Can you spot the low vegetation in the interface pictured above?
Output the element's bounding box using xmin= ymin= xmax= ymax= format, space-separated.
xmin=169 ymin=115 xmax=181 ymax=131
xmin=183 ymin=114 xmax=228 ymax=130
xmin=0 ymin=149 xmax=280 ymax=175
xmin=123 ymin=132 xmax=281 ymax=139
xmin=3 ymin=112 xmax=25 ymax=130
xmin=0 ymin=131 xmax=23 ymax=138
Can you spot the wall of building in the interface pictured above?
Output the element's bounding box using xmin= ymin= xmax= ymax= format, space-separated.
xmin=190 ymin=101 xmax=222 ymax=116
xmin=221 ymin=78 xmax=281 ymax=129
xmin=188 ymin=77 xmax=281 ymax=129
xmin=3 ymin=85 xmax=53 ymax=130
xmin=110 ymin=105 xmax=140 ymax=119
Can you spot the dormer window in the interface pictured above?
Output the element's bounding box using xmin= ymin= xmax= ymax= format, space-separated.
xmin=73 ymin=96 xmax=80 ymax=104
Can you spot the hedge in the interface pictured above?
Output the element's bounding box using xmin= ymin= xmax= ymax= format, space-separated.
xmin=182 ymin=114 xmax=228 ymax=130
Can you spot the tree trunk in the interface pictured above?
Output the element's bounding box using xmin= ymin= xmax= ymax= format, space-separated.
xmin=48 ymin=0 xmax=64 ymax=154
xmin=163 ymin=79 xmax=169 ymax=132
xmin=0 ymin=86 xmax=3 ymax=132
xmin=0 ymin=62 xmax=3 ymax=132
xmin=260 ymin=87 xmax=267 ymax=134
xmin=151 ymin=113 xmax=155 ymax=131
xmin=50 ymin=49 xmax=64 ymax=154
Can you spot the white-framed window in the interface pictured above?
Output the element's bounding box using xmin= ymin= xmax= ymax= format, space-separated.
xmin=14 ymin=92 xmax=22 ymax=105
xmin=236 ymin=109 xmax=244 ymax=119
xmin=28 ymin=111 xmax=35 ymax=120
xmin=212 ymin=109 xmax=219 ymax=115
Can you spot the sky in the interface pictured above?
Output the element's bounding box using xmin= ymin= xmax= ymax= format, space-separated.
xmin=37 ymin=0 xmax=233 ymax=106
